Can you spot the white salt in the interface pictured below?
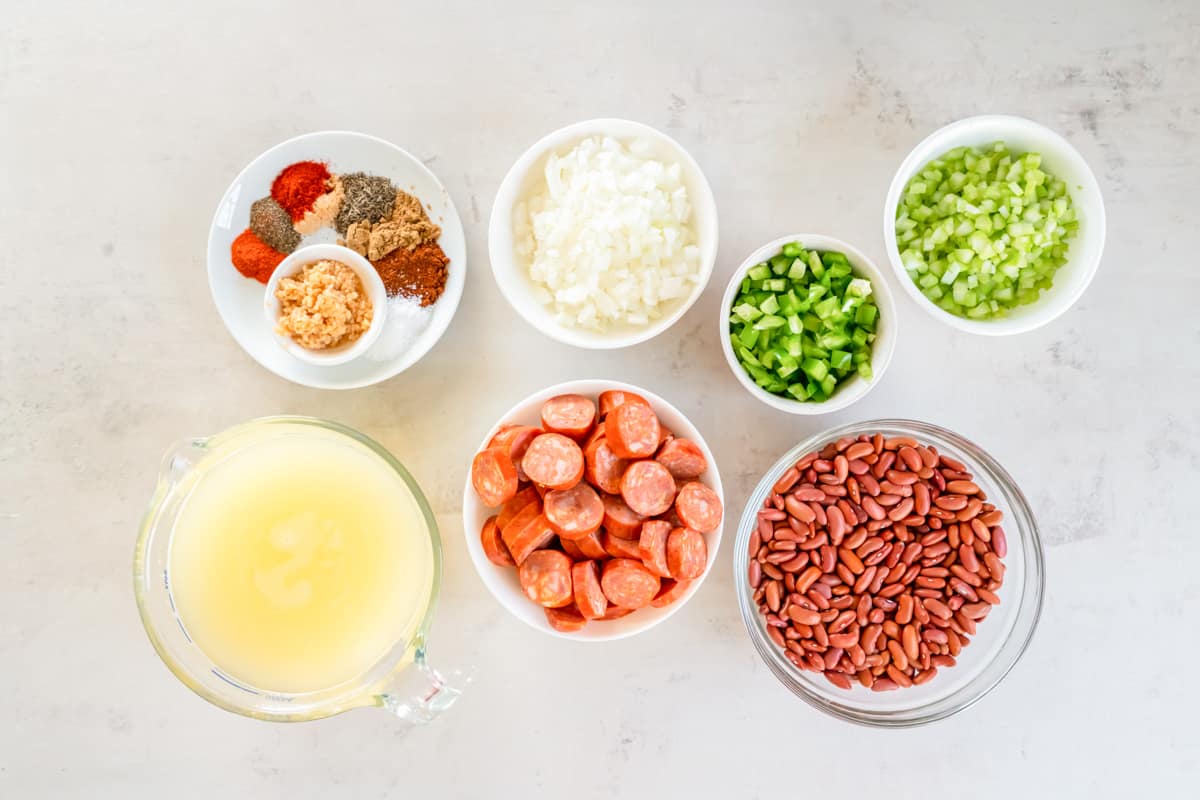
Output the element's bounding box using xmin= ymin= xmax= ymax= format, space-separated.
xmin=365 ymin=294 xmax=433 ymax=362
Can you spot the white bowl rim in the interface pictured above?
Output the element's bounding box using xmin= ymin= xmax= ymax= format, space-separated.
xmin=882 ymin=114 xmax=1106 ymax=336
xmin=263 ymin=243 xmax=388 ymax=366
xmin=460 ymin=378 xmax=726 ymax=641
xmin=718 ymin=233 xmax=898 ymax=415
xmin=487 ymin=118 xmax=719 ymax=350
xmin=205 ymin=128 xmax=467 ymax=389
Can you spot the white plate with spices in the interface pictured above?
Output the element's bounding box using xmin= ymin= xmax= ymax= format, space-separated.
xmin=207 ymin=130 xmax=466 ymax=389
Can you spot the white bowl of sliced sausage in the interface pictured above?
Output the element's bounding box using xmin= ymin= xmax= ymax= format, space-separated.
xmin=463 ymin=380 xmax=725 ymax=640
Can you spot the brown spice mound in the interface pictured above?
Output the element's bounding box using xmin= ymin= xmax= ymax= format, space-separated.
xmin=335 ymin=172 xmax=396 ymax=235
xmin=344 ymin=190 xmax=441 ymax=261
xmin=372 ymin=242 xmax=449 ymax=306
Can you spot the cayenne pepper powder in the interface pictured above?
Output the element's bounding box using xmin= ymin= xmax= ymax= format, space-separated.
xmin=371 ymin=242 xmax=449 ymax=306
xmin=230 ymin=229 xmax=286 ymax=283
xmin=271 ymin=161 xmax=332 ymax=221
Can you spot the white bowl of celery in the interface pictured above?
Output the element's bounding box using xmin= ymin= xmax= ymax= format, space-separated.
xmin=885 ymin=115 xmax=1106 ymax=335
xmin=720 ymin=234 xmax=897 ymax=415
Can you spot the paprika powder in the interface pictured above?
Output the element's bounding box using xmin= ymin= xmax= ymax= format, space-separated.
xmin=230 ymin=229 xmax=286 ymax=283
xmin=271 ymin=161 xmax=332 ymax=221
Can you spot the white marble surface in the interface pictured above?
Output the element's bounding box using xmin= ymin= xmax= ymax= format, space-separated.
xmin=2 ymin=1 xmax=1198 ymax=796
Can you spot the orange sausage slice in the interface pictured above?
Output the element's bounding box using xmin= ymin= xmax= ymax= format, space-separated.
xmin=522 ymin=433 xmax=585 ymax=490
xmin=519 ymin=549 xmax=574 ymax=608
xmin=666 ymin=527 xmax=707 ymax=580
xmin=674 ymin=481 xmax=723 ymax=533
xmin=620 ymin=460 xmax=676 ymax=517
xmin=540 ymin=394 xmax=596 ymax=441
xmin=544 ymin=482 xmax=604 ymax=540
xmin=600 ymin=558 xmax=661 ymax=609
xmin=604 ymin=402 xmax=661 ymax=459
xmin=572 ymin=560 xmax=608 ymax=620
xmin=480 ymin=515 xmax=514 ymax=567
xmin=471 ymin=447 xmax=519 ymax=507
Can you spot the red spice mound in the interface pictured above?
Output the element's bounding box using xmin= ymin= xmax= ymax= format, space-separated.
xmin=371 ymin=242 xmax=450 ymax=305
xmin=230 ymin=229 xmax=285 ymax=283
xmin=271 ymin=160 xmax=332 ymax=221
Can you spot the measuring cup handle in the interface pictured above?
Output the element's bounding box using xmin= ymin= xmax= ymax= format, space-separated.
xmin=378 ymin=644 xmax=470 ymax=726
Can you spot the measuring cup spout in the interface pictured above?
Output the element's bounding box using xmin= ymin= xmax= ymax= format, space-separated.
xmin=377 ymin=640 xmax=470 ymax=726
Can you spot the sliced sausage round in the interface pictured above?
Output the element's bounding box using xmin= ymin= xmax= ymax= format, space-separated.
xmin=559 ymin=537 xmax=585 ymax=560
xmin=573 ymin=530 xmax=608 ymax=560
xmin=489 ymin=425 xmax=542 ymax=483
xmin=602 ymin=530 xmax=643 ymax=560
xmin=658 ymin=425 xmax=675 ymax=448
xmin=519 ymin=549 xmax=574 ymax=608
xmin=585 ymin=437 xmax=627 ymax=495
xmin=620 ymin=460 xmax=676 ymax=517
xmin=540 ymin=394 xmax=596 ymax=440
xmin=544 ymin=604 xmax=587 ymax=632
xmin=497 ymin=486 xmax=540 ymax=531
xmin=604 ymin=402 xmax=661 ymax=459
xmin=601 ymin=605 xmax=635 ymax=620
xmin=655 ymin=438 xmax=707 ymax=480
xmin=521 ymin=433 xmax=584 ymax=490
xmin=543 ymin=482 xmax=604 ymax=540
xmin=502 ymin=511 xmax=556 ymax=565
xmin=674 ymin=481 xmax=724 ymax=533
xmin=598 ymin=390 xmax=650 ymax=418
xmin=572 ymin=560 xmax=608 ymax=620
xmin=666 ymin=527 xmax=708 ymax=580
xmin=651 ymin=578 xmax=692 ymax=608
xmin=471 ymin=447 xmax=518 ymax=507
xmin=638 ymin=519 xmax=673 ymax=578
xmin=601 ymin=494 xmax=644 ymax=539
xmin=480 ymin=515 xmax=514 ymax=567
xmin=600 ymin=559 xmax=661 ymax=609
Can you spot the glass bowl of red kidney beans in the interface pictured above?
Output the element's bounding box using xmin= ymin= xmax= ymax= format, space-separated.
xmin=735 ymin=419 xmax=1045 ymax=727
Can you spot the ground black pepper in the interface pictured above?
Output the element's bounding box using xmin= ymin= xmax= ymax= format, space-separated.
xmin=249 ymin=197 xmax=301 ymax=253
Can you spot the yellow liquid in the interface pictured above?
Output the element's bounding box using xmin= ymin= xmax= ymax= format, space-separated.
xmin=169 ymin=426 xmax=434 ymax=694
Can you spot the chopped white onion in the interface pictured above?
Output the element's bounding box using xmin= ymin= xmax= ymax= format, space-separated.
xmin=515 ymin=136 xmax=700 ymax=331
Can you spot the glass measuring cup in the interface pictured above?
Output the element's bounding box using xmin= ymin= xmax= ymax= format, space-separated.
xmin=133 ymin=416 xmax=464 ymax=724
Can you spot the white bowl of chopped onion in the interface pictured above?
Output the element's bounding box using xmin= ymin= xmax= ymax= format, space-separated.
xmin=489 ymin=119 xmax=718 ymax=349
xmin=883 ymin=115 xmax=1106 ymax=336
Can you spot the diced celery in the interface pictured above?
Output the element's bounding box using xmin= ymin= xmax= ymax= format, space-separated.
xmin=895 ymin=140 xmax=1077 ymax=320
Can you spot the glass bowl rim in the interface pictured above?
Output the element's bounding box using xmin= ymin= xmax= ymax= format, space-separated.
xmin=733 ymin=418 xmax=1045 ymax=728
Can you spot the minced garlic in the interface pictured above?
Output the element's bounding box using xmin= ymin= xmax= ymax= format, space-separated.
xmin=275 ymin=259 xmax=372 ymax=350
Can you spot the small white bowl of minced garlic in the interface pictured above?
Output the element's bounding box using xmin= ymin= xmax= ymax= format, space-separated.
xmin=264 ymin=243 xmax=388 ymax=366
